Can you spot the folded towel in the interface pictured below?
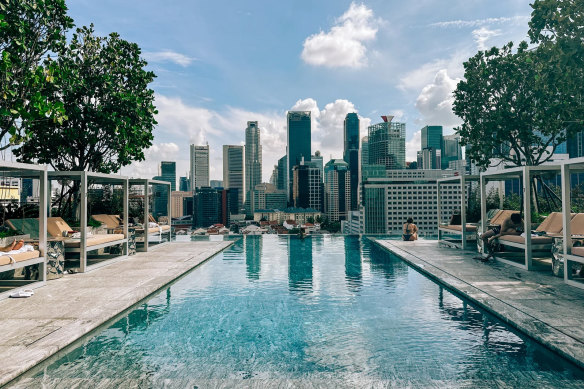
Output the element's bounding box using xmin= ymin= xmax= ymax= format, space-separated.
xmin=148 ymin=222 xmax=159 ymax=228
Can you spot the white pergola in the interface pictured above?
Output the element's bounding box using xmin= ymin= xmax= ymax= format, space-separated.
xmin=48 ymin=171 xmax=129 ymax=273
xmin=129 ymin=178 xmax=172 ymax=252
xmin=436 ymin=174 xmax=479 ymax=250
xmin=561 ymin=157 xmax=584 ymax=289
xmin=0 ymin=161 xmax=47 ymax=300
xmin=480 ymin=165 xmax=561 ymax=270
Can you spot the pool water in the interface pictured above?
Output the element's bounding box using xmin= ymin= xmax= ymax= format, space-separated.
xmin=14 ymin=236 xmax=584 ymax=387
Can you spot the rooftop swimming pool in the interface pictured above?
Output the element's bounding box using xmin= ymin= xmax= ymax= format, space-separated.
xmin=13 ymin=236 xmax=584 ymax=387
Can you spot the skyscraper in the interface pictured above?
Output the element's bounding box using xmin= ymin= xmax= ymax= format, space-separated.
xmin=193 ymin=187 xmax=221 ymax=228
xmin=190 ymin=144 xmax=209 ymax=189
xmin=179 ymin=176 xmax=190 ymax=192
xmin=277 ymin=155 xmax=287 ymax=191
xmin=420 ymin=125 xmax=443 ymax=169
xmin=245 ymin=121 xmax=262 ymax=215
xmin=368 ymin=116 xmax=406 ymax=169
xmin=160 ymin=161 xmax=176 ymax=191
xmin=287 ymin=111 xmax=311 ymax=199
xmin=324 ymin=159 xmax=351 ymax=222
xmin=344 ymin=113 xmax=360 ymax=211
xmin=421 ymin=125 xmax=443 ymax=150
xmin=292 ymin=160 xmax=323 ymax=211
xmin=223 ymin=145 xmax=245 ymax=212
xmin=311 ymin=150 xmax=323 ymax=178
xmin=442 ymin=134 xmax=463 ymax=169
xmin=361 ymin=136 xmax=369 ymax=168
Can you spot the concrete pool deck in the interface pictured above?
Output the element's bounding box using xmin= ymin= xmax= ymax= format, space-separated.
xmin=0 ymin=240 xmax=233 ymax=387
xmin=374 ymin=239 xmax=584 ymax=370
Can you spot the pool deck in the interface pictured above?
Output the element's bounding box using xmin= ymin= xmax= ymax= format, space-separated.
xmin=374 ymin=239 xmax=584 ymax=370
xmin=0 ymin=240 xmax=233 ymax=387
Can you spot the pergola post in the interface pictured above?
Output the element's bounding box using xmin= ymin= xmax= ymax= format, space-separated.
xmin=480 ymin=174 xmax=487 ymax=254
xmin=437 ymin=180 xmax=442 ymax=242
xmin=523 ymin=166 xmax=532 ymax=270
xmin=143 ymin=181 xmax=149 ymax=252
xmin=123 ymin=179 xmax=129 ymax=255
xmin=167 ymin=183 xmax=172 ymax=241
xmin=561 ymin=162 xmax=572 ymax=281
xmin=38 ymin=169 xmax=47 ymax=283
xmin=460 ymin=175 xmax=467 ymax=250
xmin=80 ymin=172 xmax=87 ymax=273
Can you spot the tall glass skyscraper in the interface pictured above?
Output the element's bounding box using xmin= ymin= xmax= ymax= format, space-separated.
xmin=277 ymin=155 xmax=287 ymax=191
xmin=324 ymin=159 xmax=350 ymax=222
xmin=420 ymin=125 xmax=443 ymax=169
xmin=368 ymin=116 xmax=406 ymax=170
xmin=223 ymin=145 xmax=245 ymax=212
xmin=190 ymin=144 xmax=209 ymax=189
xmin=287 ymin=111 xmax=311 ymax=200
xmin=160 ymin=161 xmax=176 ymax=191
xmin=343 ymin=113 xmax=359 ymax=210
xmin=245 ymin=121 xmax=262 ymax=214
xmin=442 ymin=134 xmax=463 ymax=170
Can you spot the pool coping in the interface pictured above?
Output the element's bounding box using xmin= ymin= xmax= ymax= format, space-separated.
xmin=0 ymin=240 xmax=235 ymax=388
xmin=372 ymin=238 xmax=584 ymax=370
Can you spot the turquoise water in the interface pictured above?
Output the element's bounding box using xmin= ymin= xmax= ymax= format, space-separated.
xmin=14 ymin=236 xmax=584 ymax=387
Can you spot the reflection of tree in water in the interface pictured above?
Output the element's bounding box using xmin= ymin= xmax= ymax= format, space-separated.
xmin=34 ymin=288 xmax=174 ymax=384
xmin=344 ymin=236 xmax=362 ymax=292
xmin=245 ymin=235 xmax=262 ymax=281
xmin=288 ymin=236 xmax=313 ymax=293
xmin=365 ymin=240 xmax=409 ymax=282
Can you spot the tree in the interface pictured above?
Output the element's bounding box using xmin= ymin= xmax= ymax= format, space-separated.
xmin=0 ymin=0 xmax=73 ymax=148
xmin=453 ymin=41 xmax=577 ymax=168
xmin=14 ymin=25 xmax=157 ymax=173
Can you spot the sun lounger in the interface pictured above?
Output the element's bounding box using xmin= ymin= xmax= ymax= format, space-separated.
xmin=498 ymin=212 xmax=566 ymax=250
xmin=45 ymin=217 xmax=126 ymax=252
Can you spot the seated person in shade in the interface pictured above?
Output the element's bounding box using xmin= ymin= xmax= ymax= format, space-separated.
xmin=480 ymin=213 xmax=523 ymax=259
xmin=403 ymin=217 xmax=418 ymax=241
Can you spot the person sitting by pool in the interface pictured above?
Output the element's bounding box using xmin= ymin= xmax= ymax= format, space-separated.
xmin=403 ymin=217 xmax=418 ymax=241
xmin=479 ymin=213 xmax=523 ymax=260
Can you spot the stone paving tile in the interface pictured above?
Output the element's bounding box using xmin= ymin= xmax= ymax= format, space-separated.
xmin=374 ymin=239 xmax=584 ymax=369
xmin=0 ymin=240 xmax=234 ymax=387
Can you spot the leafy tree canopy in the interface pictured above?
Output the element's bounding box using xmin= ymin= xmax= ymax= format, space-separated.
xmin=0 ymin=0 xmax=73 ymax=148
xmin=15 ymin=25 xmax=157 ymax=173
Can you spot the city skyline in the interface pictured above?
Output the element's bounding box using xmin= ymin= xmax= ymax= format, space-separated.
xmin=65 ymin=1 xmax=534 ymax=181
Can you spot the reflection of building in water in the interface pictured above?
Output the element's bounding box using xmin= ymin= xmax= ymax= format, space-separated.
xmin=288 ymin=236 xmax=313 ymax=293
xmin=367 ymin=241 xmax=409 ymax=282
xmin=344 ymin=236 xmax=362 ymax=292
xmin=245 ymin=235 xmax=262 ymax=280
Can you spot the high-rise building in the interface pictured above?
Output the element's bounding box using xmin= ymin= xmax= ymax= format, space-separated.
xmin=276 ymin=155 xmax=287 ymax=191
xmin=324 ymin=159 xmax=351 ymax=222
xmin=179 ymin=176 xmax=190 ymax=192
xmin=287 ymin=111 xmax=311 ymax=198
xmin=159 ymin=161 xmax=176 ymax=191
xmin=421 ymin=125 xmax=443 ymax=150
xmin=219 ymin=187 xmax=239 ymax=226
xmin=292 ymin=159 xmax=323 ymax=211
xmin=368 ymin=116 xmax=406 ymax=170
xmin=442 ymin=134 xmax=463 ymax=170
xmin=245 ymin=121 xmax=262 ymax=212
xmin=223 ymin=145 xmax=245 ymax=212
xmin=568 ymin=130 xmax=584 ymax=158
xmin=419 ymin=125 xmax=443 ymax=170
xmin=171 ymin=191 xmax=193 ymax=218
xmin=193 ymin=186 xmax=221 ymax=228
xmin=311 ymin=150 xmax=323 ymax=178
xmin=190 ymin=144 xmax=209 ymax=189
xmin=210 ymin=180 xmax=223 ymax=189
xmin=361 ymin=136 xmax=369 ymax=167
xmin=344 ymin=113 xmax=360 ymax=211
xmin=249 ymin=183 xmax=287 ymax=213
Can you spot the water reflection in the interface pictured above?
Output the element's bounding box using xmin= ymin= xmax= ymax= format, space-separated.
xmin=344 ymin=236 xmax=362 ymax=292
xmin=366 ymin=241 xmax=409 ymax=282
xmin=288 ymin=236 xmax=313 ymax=293
xmin=245 ymin=236 xmax=262 ymax=280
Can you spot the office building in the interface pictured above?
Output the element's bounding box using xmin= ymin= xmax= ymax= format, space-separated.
xmin=418 ymin=125 xmax=443 ymax=170
xmin=324 ymin=159 xmax=351 ymax=222
xmin=421 ymin=125 xmax=443 ymax=150
xmin=344 ymin=113 xmax=360 ymax=211
xmin=361 ymin=168 xmax=459 ymax=235
xmin=361 ymin=136 xmax=369 ymax=168
xmin=190 ymin=144 xmax=209 ymax=189
xmin=151 ymin=182 xmax=170 ymax=220
xmin=442 ymin=134 xmax=463 ymax=170
xmin=292 ymin=159 xmax=323 ymax=211
xmin=223 ymin=145 xmax=245 ymax=212
xmin=276 ymin=155 xmax=287 ymax=191
xmin=159 ymin=161 xmax=176 ymax=191
xmin=311 ymin=150 xmax=323 ymax=178
xmin=245 ymin=121 xmax=262 ymax=214
xmin=219 ymin=187 xmax=239 ymax=226
xmin=193 ymin=186 xmax=221 ymax=228
xmin=568 ymin=130 xmax=584 ymax=158
xmin=368 ymin=116 xmax=406 ymax=170
xmin=287 ymin=111 xmax=311 ymax=198
xmin=179 ymin=176 xmax=190 ymax=192
xmin=171 ymin=191 xmax=193 ymax=218
xmin=249 ymin=183 xmax=287 ymax=213
xmin=210 ymin=180 xmax=223 ymax=189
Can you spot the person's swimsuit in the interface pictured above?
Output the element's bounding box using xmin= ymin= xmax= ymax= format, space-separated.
xmin=403 ymin=223 xmax=413 ymax=241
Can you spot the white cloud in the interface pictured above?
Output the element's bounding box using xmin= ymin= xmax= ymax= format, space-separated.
xmin=301 ymin=2 xmax=379 ymax=68
xmin=121 ymin=142 xmax=182 ymax=179
xmin=143 ymin=50 xmax=196 ymax=67
xmin=406 ymin=130 xmax=421 ymax=162
xmin=472 ymin=27 xmax=502 ymax=51
xmin=430 ymin=16 xmax=529 ymax=28
xmin=415 ymin=69 xmax=462 ymax=128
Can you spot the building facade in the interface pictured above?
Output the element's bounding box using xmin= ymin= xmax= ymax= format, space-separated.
xmin=193 ymin=186 xmax=221 ymax=228
xmin=276 ymin=155 xmax=287 ymax=191
xmin=287 ymin=111 xmax=311 ymax=199
xmin=179 ymin=176 xmax=190 ymax=192
xmin=368 ymin=116 xmax=406 ymax=170
xmin=324 ymin=159 xmax=351 ymax=222
xmin=245 ymin=121 xmax=262 ymax=214
xmin=223 ymin=145 xmax=245 ymax=212
xmin=344 ymin=113 xmax=360 ymax=211
xmin=442 ymin=134 xmax=463 ymax=170
xmin=190 ymin=144 xmax=210 ymax=189
xmin=160 ymin=161 xmax=176 ymax=191
xmin=292 ymin=161 xmax=323 ymax=211
xmin=171 ymin=191 xmax=193 ymax=218
xmin=249 ymin=183 xmax=287 ymax=214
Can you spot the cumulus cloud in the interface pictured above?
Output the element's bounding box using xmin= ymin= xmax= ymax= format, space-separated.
xmin=472 ymin=27 xmax=501 ymax=51
xmin=415 ymin=69 xmax=462 ymax=128
xmin=143 ymin=50 xmax=196 ymax=67
xmin=301 ymin=3 xmax=379 ymax=68
xmin=406 ymin=130 xmax=421 ymax=162
xmin=121 ymin=142 xmax=182 ymax=180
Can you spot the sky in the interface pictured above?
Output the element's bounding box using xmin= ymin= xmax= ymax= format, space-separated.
xmin=67 ymin=0 xmax=534 ymax=182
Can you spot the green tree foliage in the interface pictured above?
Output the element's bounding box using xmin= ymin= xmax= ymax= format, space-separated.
xmin=15 ymin=25 xmax=157 ymax=173
xmin=453 ymin=41 xmax=576 ymax=168
xmin=0 ymin=0 xmax=73 ymax=148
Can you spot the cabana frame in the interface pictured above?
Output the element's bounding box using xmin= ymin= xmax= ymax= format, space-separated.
xmin=48 ymin=171 xmax=129 ymax=273
xmin=0 ymin=161 xmax=47 ymax=300
xmin=561 ymin=157 xmax=584 ymax=289
xmin=480 ymin=164 xmax=561 ymax=270
xmin=129 ymin=178 xmax=172 ymax=252
xmin=437 ymin=174 xmax=479 ymax=250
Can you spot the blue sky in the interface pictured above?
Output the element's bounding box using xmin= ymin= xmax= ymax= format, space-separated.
xmin=68 ymin=0 xmax=533 ymax=181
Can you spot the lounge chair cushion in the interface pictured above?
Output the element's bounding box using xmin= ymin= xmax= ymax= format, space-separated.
xmin=442 ymin=224 xmax=478 ymax=232
xmin=47 ymin=217 xmax=73 ymax=238
xmin=498 ymin=235 xmax=553 ymax=245
xmin=61 ymin=234 xmax=125 ymax=248
xmin=0 ymin=250 xmax=41 ymax=266
xmin=572 ymin=246 xmax=584 ymax=257
xmin=91 ymin=214 xmax=121 ymax=229
xmin=489 ymin=210 xmax=517 ymax=226
xmin=135 ymin=225 xmax=171 ymax=234
xmin=569 ymin=214 xmax=584 ymax=236
xmin=536 ymin=212 xmax=564 ymax=234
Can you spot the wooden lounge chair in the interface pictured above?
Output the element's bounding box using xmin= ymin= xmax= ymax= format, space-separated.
xmin=46 ymin=217 xmax=125 ymax=250
xmin=497 ymin=212 xmax=566 ymax=251
xmin=565 ymin=214 xmax=584 ymax=259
